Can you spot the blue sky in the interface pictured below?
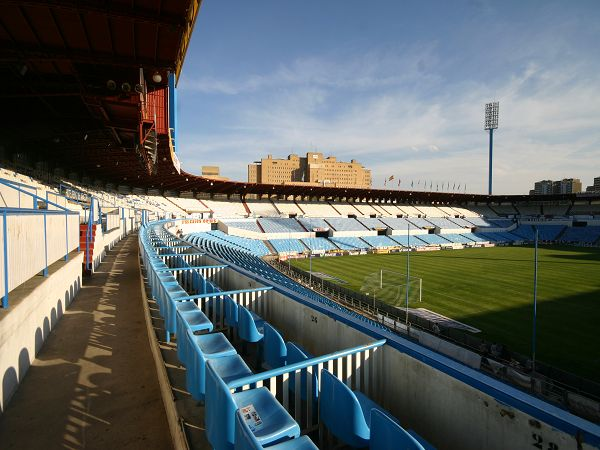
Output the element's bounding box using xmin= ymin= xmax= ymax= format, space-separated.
xmin=176 ymin=0 xmax=600 ymax=194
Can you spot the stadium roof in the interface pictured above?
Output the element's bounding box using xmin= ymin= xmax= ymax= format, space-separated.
xmin=0 ymin=0 xmax=200 ymax=178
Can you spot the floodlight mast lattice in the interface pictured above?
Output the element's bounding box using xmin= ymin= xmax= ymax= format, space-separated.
xmin=484 ymin=102 xmax=499 ymax=195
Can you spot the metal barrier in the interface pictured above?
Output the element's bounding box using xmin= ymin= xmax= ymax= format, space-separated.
xmin=228 ymin=340 xmax=386 ymax=434
xmin=0 ymin=181 xmax=80 ymax=308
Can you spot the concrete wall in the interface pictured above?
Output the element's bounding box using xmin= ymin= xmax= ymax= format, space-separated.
xmin=0 ymin=253 xmax=83 ymax=413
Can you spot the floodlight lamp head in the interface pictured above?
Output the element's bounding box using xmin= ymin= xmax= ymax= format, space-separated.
xmin=484 ymin=101 xmax=499 ymax=130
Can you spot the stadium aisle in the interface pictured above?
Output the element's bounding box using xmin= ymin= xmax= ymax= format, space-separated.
xmin=0 ymin=234 xmax=171 ymax=449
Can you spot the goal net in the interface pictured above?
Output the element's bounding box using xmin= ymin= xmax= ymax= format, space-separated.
xmin=360 ymin=269 xmax=422 ymax=307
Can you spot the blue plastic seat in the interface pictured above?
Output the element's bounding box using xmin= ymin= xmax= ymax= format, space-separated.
xmin=176 ymin=307 xmax=213 ymax=365
xmin=207 ymin=358 xmax=300 ymax=450
xmin=370 ymin=409 xmax=426 ymax=450
xmin=238 ymin=306 xmax=264 ymax=343
xmin=262 ymin=323 xmax=286 ymax=370
xmin=319 ymin=369 xmax=387 ymax=448
xmin=285 ymin=343 xmax=318 ymax=409
xmin=187 ymin=331 xmax=237 ymax=401
xmin=234 ymin=408 xmax=317 ymax=450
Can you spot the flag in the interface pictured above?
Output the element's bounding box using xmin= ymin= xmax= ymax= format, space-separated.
xmin=389 ymin=175 xmax=395 ymax=181
xmin=458 ymin=183 xmax=461 ymax=191
xmin=430 ymin=181 xmax=433 ymax=189
xmin=417 ymin=179 xmax=421 ymax=186
xmin=384 ymin=178 xmax=387 ymax=187
xmin=398 ymin=179 xmax=401 ymax=187
xmin=453 ymin=182 xmax=456 ymax=190
xmin=436 ymin=183 xmax=439 ymax=191
xmin=411 ymin=180 xmax=414 ymax=188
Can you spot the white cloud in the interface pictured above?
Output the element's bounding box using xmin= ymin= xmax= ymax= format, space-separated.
xmin=177 ymin=45 xmax=600 ymax=194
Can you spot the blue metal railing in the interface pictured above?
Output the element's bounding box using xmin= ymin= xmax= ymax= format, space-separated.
xmin=1 ymin=179 xmax=79 ymax=308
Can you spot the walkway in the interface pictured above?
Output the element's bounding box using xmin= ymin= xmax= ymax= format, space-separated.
xmin=0 ymin=234 xmax=171 ymax=449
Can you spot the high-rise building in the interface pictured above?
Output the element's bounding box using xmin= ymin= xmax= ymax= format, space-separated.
xmin=533 ymin=178 xmax=582 ymax=195
xmin=586 ymin=176 xmax=600 ymax=193
xmin=534 ymin=180 xmax=553 ymax=195
xmin=248 ymin=152 xmax=371 ymax=188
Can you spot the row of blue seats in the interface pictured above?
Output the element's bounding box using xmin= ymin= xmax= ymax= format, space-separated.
xmin=140 ymin=224 xmax=319 ymax=450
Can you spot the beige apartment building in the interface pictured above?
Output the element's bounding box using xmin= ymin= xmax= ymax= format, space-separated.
xmin=248 ymin=152 xmax=371 ymax=188
xmin=201 ymin=165 xmax=229 ymax=181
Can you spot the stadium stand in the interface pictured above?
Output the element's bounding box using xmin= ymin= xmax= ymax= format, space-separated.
xmin=570 ymin=203 xmax=600 ymax=216
xmin=204 ymin=199 xmax=248 ymax=218
xmin=535 ymin=225 xmax=567 ymax=241
xmin=379 ymin=217 xmax=413 ymax=230
xmin=560 ymin=226 xmax=600 ymax=244
xmin=167 ymin=196 xmax=207 ymax=213
xmin=425 ymin=217 xmax=464 ymax=230
xmin=350 ymin=202 xmax=381 ymax=216
xmin=407 ymin=217 xmax=435 ymax=228
xmin=329 ymin=236 xmax=371 ymax=250
xmin=542 ymin=204 xmax=570 ymax=216
xmin=467 ymin=205 xmax=499 ymax=217
xmin=447 ymin=217 xmax=476 ymax=228
xmin=388 ymin=234 xmax=427 ymax=247
xmin=272 ymin=201 xmax=304 ymax=216
xmin=269 ymin=239 xmax=307 ymax=254
xmin=463 ymin=233 xmax=488 ymax=243
xmin=357 ymin=217 xmax=387 ymax=229
xmin=468 ymin=217 xmax=514 ymax=228
xmin=380 ymin=204 xmax=406 ymax=216
xmin=301 ymin=237 xmax=338 ymax=252
xmin=440 ymin=234 xmax=477 ymax=244
xmin=415 ymin=205 xmax=446 ymax=217
xmin=324 ymin=217 xmax=368 ymax=231
xmin=297 ymin=217 xmax=330 ymax=230
xmin=491 ymin=204 xmax=519 ymax=216
xmin=360 ymin=235 xmax=400 ymax=248
xmin=245 ymin=200 xmax=280 ymax=217
xmin=200 ymin=230 xmax=271 ymax=256
xmin=510 ymin=225 xmax=537 ymax=240
xmin=296 ymin=202 xmax=340 ymax=217
xmin=396 ymin=204 xmax=423 ymax=216
xmin=222 ymin=220 xmax=263 ymax=234
xmin=330 ymin=202 xmax=361 ymax=216
xmin=515 ymin=204 xmax=542 ymax=216
xmin=415 ymin=234 xmax=452 ymax=245
xmin=437 ymin=206 xmax=460 ymax=216
xmin=258 ymin=218 xmax=305 ymax=233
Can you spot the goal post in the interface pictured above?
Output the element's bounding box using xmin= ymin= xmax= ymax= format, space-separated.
xmin=360 ymin=269 xmax=423 ymax=306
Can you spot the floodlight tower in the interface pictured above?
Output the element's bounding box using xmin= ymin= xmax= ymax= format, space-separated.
xmin=484 ymin=102 xmax=499 ymax=195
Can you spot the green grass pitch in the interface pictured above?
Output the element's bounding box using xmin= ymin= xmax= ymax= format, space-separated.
xmin=290 ymin=245 xmax=600 ymax=381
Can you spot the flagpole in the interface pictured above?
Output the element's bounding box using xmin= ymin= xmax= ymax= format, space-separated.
xmin=532 ymin=226 xmax=538 ymax=373
xmin=406 ymin=223 xmax=410 ymax=329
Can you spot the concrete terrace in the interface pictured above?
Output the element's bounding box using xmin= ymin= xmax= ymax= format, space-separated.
xmin=0 ymin=234 xmax=171 ymax=449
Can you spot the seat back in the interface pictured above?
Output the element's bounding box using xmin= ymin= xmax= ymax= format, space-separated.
xmin=286 ymin=342 xmax=318 ymax=401
xmin=319 ymin=369 xmax=370 ymax=447
xmin=238 ymin=306 xmax=263 ymax=343
xmin=205 ymin=360 xmax=237 ymax=450
xmin=263 ymin=323 xmax=286 ymax=370
xmin=234 ymin=409 xmax=262 ymax=450
xmin=224 ymin=295 xmax=239 ymax=328
xmin=370 ymin=409 xmax=425 ymax=450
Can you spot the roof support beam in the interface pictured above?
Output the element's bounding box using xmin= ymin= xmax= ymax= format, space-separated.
xmin=8 ymin=1 xmax=186 ymax=28
xmin=0 ymin=47 xmax=174 ymax=71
